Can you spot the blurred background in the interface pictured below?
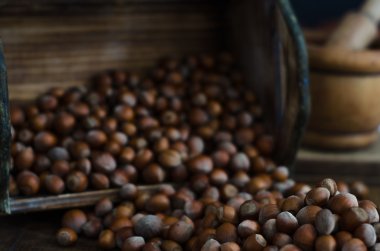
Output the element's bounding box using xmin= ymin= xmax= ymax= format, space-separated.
xmin=291 ymin=0 xmax=361 ymax=27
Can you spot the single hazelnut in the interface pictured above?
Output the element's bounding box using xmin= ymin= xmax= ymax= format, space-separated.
xmin=315 ymin=235 xmax=336 ymax=251
xmin=296 ymin=205 xmax=322 ymax=225
xmin=359 ymin=200 xmax=379 ymax=223
xmin=242 ymin=234 xmax=267 ymax=251
xmin=44 ymin=174 xmax=65 ymax=194
xmin=305 ymin=187 xmax=330 ymax=206
xmin=276 ymin=211 xmax=298 ymax=234
xmin=318 ymin=178 xmax=338 ymax=196
xmin=90 ymin=173 xmax=110 ymax=190
xmin=328 ymin=193 xmax=358 ymax=215
xmin=237 ymin=219 xmax=260 ymax=238
xmin=62 ymin=209 xmax=87 ymax=233
xmin=98 ymin=229 xmax=116 ymax=249
xmin=340 ymin=207 xmax=369 ymax=231
xmin=201 ymin=239 xmax=221 ymax=251
xmin=82 ymin=218 xmax=103 ymax=238
xmin=120 ymin=183 xmax=138 ymax=200
xmin=293 ymin=224 xmax=317 ymax=251
xmin=341 ymin=238 xmax=367 ymax=251
xmin=187 ymin=155 xmax=213 ymax=174
xmin=215 ymin=222 xmax=238 ymax=243
xmin=95 ymin=198 xmax=113 ymax=217
xmin=14 ymin=147 xmax=35 ymax=171
xmin=134 ymin=215 xmax=162 ymax=239
xmin=109 ymin=217 xmax=133 ymax=232
xmin=116 ymin=227 xmax=134 ymax=248
xmin=315 ymin=209 xmax=337 ymax=235
xmin=34 ymin=131 xmax=57 ymax=152
xmin=167 ymin=219 xmax=194 ymax=244
xmin=354 ymin=223 xmax=376 ymax=247
xmin=56 ymin=227 xmax=78 ymax=246
xmin=220 ymin=242 xmax=241 ymax=251
xmin=335 ymin=231 xmax=353 ymax=250
xmin=258 ymin=204 xmax=280 ymax=225
xmin=16 ymin=171 xmax=40 ymax=196
xmin=66 ymin=171 xmax=88 ymax=192
xmin=262 ymin=219 xmax=277 ymax=242
xmin=272 ymin=233 xmax=292 ymax=248
xmin=281 ymin=195 xmax=304 ymax=215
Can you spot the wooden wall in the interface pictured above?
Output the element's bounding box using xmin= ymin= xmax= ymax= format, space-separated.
xmin=0 ymin=0 xmax=225 ymax=100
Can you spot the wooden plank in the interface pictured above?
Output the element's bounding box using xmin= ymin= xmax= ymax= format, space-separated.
xmin=9 ymin=184 xmax=175 ymax=214
xmin=294 ymin=136 xmax=380 ymax=184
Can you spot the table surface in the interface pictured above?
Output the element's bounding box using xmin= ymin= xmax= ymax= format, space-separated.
xmin=1 ymin=187 xmax=380 ymax=251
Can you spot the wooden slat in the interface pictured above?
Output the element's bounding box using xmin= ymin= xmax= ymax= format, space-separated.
xmin=9 ymin=184 xmax=175 ymax=214
xmin=0 ymin=1 xmax=225 ymax=101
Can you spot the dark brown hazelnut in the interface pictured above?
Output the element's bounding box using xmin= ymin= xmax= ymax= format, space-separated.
xmin=14 ymin=147 xmax=35 ymax=171
xmin=66 ymin=171 xmax=88 ymax=192
xmin=56 ymin=227 xmax=78 ymax=246
xmin=95 ymin=197 xmax=113 ymax=217
xmin=340 ymin=207 xmax=369 ymax=231
xmin=34 ymin=131 xmax=57 ymax=152
xmin=90 ymin=173 xmax=110 ymax=190
xmin=51 ymin=160 xmax=71 ymax=177
xmin=315 ymin=209 xmax=337 ymax=235
xmin=143 ymin=164 xmax=166 ymax=184
xmin=62 ymin=209 xmax=87 ymax=233
xmin=293 ymin=224 xmax=317 ymax=251
xmin=259 ymin=204 xmax=280 ymax=225
xmin=44 ymin=174 xmax=65 ymax=194
xmin=276 ymin=211 xmax=298 ymax=234
xmin=187 ymin=155 xmax=213 ymax=174
xmin=82 ymin=218 xmax=103 ymax=238
xmin=354 ymin=223 xmax=376 ymax=247
xmin=86 ymin=130 xmax=107 ymax=147
xmin=305 ymin=187 xmax=330 ymax=206
xmin=16 ymin=171 xmax=40 ymax=196
xmin=92 ymin=152 xmax=117 ymax=173
xmin=98 ymin=229 xmax=116 ymax=249
xmin=167 ymin=218 xmax=194 ymax=244
xmin=134 ymin=215 xmax=163 ymax=239
xmin=318 ymin=178 xmax=338 ymax=196
xmin=296 ymin=205 xmax=322 ymax=225
xmin=242 ymin=234 xmax=267 ymax=251
xmin=315 ymin=235 xmax=336 ymax=251
xmin=238 ymin=220 xmax=260 ymax=238
xmin=341 ymin=238 xmax=367 ymax=251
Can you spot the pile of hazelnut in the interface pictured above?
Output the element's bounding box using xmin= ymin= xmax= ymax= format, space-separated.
xmin=56 ymin=178 xmax=379 ymax=251
xmin=8 ymin=53 xmax=378 ymax=250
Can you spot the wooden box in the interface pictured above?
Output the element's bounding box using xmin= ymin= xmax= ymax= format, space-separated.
xmin=0 ymin=0 xmax=309 ymax=213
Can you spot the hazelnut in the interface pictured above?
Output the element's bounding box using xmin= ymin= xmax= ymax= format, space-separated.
xmin=34 ymin=131 xmax=57 ymax=152
xmin=340 ymin=207 xmax=369 ymax=231
xmin=305 ymin=187 xmax=330 ymax=206
xmin=262 ymin=219 xmax=277 ymax=242
xmin=359 ymin=200 xmax=379 ymax=223
xmin=335 ymin=231 xmax=353 ymax=250
xmin=220 ymin=242 xmax=241 ymax=251
xmin=116 ymin=227 xmax=134 ymax=248
xmin=145 ymin=193 xmax=170 ymax=213
xmin=110 ymin=217 xmax=133 ymax=232
xmin=56 ymin=227 xmax=78 ymax=246
xmin=318 ymin=178 xmax=338 ymax=196
xmin=66 ymin=171 xmax=88 ymax=192
xmin=216 ymin=222 xmax=238 ymax=243
xmin=276 ymin=211 xmax=298 ymax=234
xmin=120 ymin=183 xmax=138 ymax=200
xmin=187 ymin=155 xmax=213 ymax=174
xmin=354 ymin=223 xmax=376 ymax=247
xmin=143 ymin=164 xmax=166 ymax=184
xmin=201 ymin=239 xmax=221 ymax=251
xmin=92 ymin=152 xmax=117 ymax=173
xmin=134 ymin=215 xmax=162 ymax=239
xmin=62 ymin=209 xmax=87 ymax=233
xmin=238 ymin=220 xmax=260 ymax=238
xmin=160 ymin=240 xmax=182 ymax=251
xmin=16 ymin=171 xmax=40 ymax=196
xmin=272 ymin=233 xmax=292 ymax=248
xmin=167 ymin=218 xmax=194 ymax=244
xmin=279 ymin=244 xmax=301 ymax=251
xmin=296 ymin=205 xmax=322 ymax=225
xmin=217 ymin=205 xmax=237 ymax=224
xmin=44 ymin=174 xmax=65 ymax=194
xmin=242 ymin=234 xmax=267 ymax=251
xmin=328 ymin=193 xmax=358 ymax=215
xmin=315 ymin=235 xmax=336 ymax=251
xmin=259 ymin=204 xmax=280 ymax=225
xmin=272 ymin=166 xmax=289 ymax=182
xmin=90 ymin=173 xmax=110 ymax=190
xmin=315 ymin=209 xmax=337 ymax=235
xmin=341 ymin=238 xmax=367 ymax=251
xmin=98 ymin=229 xmax=116 ymax=249
xmin=95 ymin=198 xmax=113 ymax=217
xmin=82 ymin=218 xmax=103 ymax=238
xmin=293 ymin=224 xmax=317 ymax=251
xmin=14 ymin=147 xmax=35 ymax=171
xmin=350 ymin=181 xmax=369 ymax=200
xmin=158 ymin=149 xmax=182 ymax=168
xmin=281 ymin=195 xmax=304 ymax=215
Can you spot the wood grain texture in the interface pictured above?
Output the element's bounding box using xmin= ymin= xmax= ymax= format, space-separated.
xmin=0 ymin=0 xmax=224 ymax=101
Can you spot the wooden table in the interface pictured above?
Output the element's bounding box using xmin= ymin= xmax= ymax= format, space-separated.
xmin=1 ymin=188 xmax=380 ymax=250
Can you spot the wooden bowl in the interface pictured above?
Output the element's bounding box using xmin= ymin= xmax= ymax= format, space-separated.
xmin=305 ymin=44 xmax=380 ymax=149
